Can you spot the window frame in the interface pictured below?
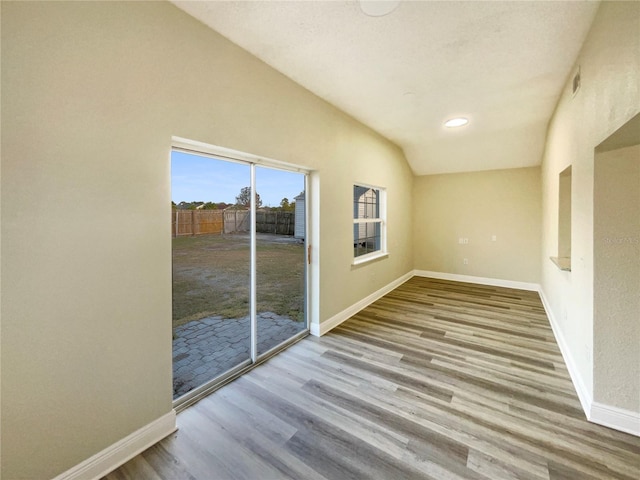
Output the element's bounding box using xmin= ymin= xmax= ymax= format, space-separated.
xmin=352 ymin=183 xmax=388 ymax=265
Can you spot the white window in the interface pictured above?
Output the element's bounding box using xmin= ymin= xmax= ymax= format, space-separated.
xmin=353 ymin=184 xmax=387 ymax=264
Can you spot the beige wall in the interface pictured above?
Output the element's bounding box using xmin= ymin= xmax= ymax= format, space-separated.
xmin=413 ymin=167 xmax=541 ymax=283
xmin=540 ymin=0 xmax=640 ymax=410
xmin=0 ymin=2 xmax=413 ymax=478
xmin=594 ymin=144 xmax=639 ymax=411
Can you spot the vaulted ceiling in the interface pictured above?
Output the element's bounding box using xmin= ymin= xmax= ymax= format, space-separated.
xmin=172 ymin=1 xmax=600 ymax=175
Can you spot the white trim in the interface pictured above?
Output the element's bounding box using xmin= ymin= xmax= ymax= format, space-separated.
xmin=309 ymin=321 xmax=322 ymax=337
xmin=53 ymin=410 xmax=177 ymax=480
xmin=250 ymin=163 xmax=257 ymax=362
xmin=590 ymin=402 xmax=640 ymax=437
xmin=309 ymin=322 xmax=321 ymax=337
xmin=538 ymin=288 xmax=592 ymax=416
xmin=307 ymin=172 xmax=321 ymax=337
xmin=529 ymin=287 xmax=640 ymax=437
xmin=413 ymin=270 xmax=539 ymax=292
xmin=352 ymin=251 xmax=389 ymax=266
xmin=172 ymin=136 xmax=310 ymax=174
xmin=311 ymin=271 xmax=413 ymax=336
xmin=353 ymin=218 xmax=383 ymax=225
xmin=353 ymin=181 xmax=386 ymax=192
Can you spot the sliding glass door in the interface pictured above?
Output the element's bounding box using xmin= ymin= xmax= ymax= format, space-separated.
xmin=171 ymin=152 xmax=252 ymax=399
xmin=256 ymin=166 xmax=307 ymax=355
xmin=171 ymin=148 xmax=308 ymax=402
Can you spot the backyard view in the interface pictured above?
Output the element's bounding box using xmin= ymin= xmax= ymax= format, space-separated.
xmin=171 ymin=149 xmax=306 ymax=399
xmin=172 ymin=233 xmax=305 ymax=328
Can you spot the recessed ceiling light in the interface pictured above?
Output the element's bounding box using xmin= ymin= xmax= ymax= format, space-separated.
xmin=444 ymin=117 xmax=469 ymax=128
xmin=359 ymin=0 xmax=401 ymax=17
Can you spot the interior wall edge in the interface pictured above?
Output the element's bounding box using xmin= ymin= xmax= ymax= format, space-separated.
xmin=538 ymin=0 xmax=640 ymax=419
xmin=538 ymin=287 xmax=592 ymax=416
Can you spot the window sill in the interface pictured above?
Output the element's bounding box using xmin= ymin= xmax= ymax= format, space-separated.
xmin=352 ymin=251 xmax=389 ymax=266
xmin=550 ymin=256 xmax=571 ymax=272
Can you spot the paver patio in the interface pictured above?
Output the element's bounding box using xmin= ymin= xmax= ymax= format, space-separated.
xmin=173 ymin=313 xmax=305 ymax=397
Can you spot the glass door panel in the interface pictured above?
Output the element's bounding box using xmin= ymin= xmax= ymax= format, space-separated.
xmin=255 ymin=166 xmax=307 ymax=356
xmin=171 ymin=151 xmax=251 ymax=400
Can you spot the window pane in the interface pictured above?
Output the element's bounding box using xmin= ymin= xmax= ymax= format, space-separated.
xmin=353 ymin=220 xmax=382 ymax=258
xmin=255 ymin=166 xmax=307 ymax=356
xmin=354 ymin=185 xmax=379 ymax=219
xmin=353 ymin=184 xmax=385 ymax=259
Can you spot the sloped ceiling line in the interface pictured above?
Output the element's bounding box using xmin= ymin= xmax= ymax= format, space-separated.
xmin=172 ymin=0 xmax=599 ymax=175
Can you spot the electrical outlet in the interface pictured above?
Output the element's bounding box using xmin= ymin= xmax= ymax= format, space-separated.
xmin=463 ymin=258 xmax=469 ymax=265
xmin=491 ymin=235 xmax=497 ymax=242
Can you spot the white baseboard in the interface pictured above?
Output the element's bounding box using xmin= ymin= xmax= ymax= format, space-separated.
xmin=413 ymin=270 xmax=540 ymax=292
xmin=590 ymin=402 xmax=640 ymax=437
xmin=53 ymin=410 xmax=177 ymax=480
xmin=312 ymin=271 xmax=413 ymax=336
xmin=309 ymin=322 xmax=321 ymax=336
xmin=538 ymin=288 xmax=640 ymax=437
xmin=538 ymin=288 xmax=592 ymax=416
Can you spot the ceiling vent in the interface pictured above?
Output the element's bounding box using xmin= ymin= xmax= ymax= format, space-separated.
xmin=572 ymin=67 xmax=581 ymax=97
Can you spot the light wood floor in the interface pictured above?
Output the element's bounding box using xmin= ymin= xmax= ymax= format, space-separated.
xmin=105 ymin=277 xmax=640 ymax=480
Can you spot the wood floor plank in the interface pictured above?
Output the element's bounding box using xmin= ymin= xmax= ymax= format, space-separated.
xmin=105 ymin=276 xmax=640 ymax=480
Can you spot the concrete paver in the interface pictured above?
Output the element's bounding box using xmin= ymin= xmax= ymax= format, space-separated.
xmin=173 ymin=313 xmax=305 ymax=398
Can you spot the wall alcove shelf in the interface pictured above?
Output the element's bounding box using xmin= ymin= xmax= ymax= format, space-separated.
xmin=550 ymin=256 xmax=572 ymax=271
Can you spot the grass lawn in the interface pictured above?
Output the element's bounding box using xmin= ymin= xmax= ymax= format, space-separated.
xmin=172 ymin=233 xmax=305 ymax=329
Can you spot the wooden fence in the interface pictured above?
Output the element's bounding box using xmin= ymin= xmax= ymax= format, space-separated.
xmin=172 ymin=209 xmax=295 ymax=237
xmin=224 ymin=210 xmax=250 ymax=234
xmin=256 ymin=211 xmax=295 ymax=236
xmin=172 ymin=210 xmax=224 ymax=236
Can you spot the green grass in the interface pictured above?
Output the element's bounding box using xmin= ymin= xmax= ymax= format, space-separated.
xmin=172 ymin=234 xmax=304 ymax=329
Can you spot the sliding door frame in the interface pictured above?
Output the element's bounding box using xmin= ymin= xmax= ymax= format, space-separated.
xmin=171 ymin=136 xmax=314 ymax=410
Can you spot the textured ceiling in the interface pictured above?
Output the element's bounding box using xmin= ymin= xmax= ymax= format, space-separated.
xmin=172 ymin=1 xmax=599 ymax=175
